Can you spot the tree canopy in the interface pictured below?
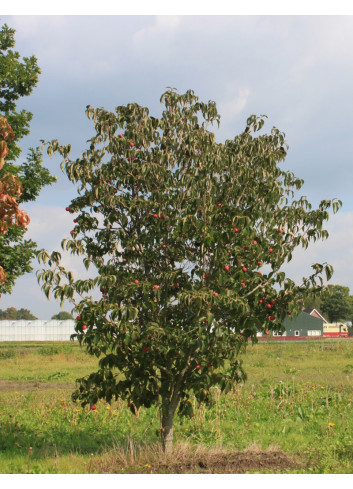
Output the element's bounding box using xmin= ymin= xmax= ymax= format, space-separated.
xmin=51 ymin=311 xmax=74 ymax=320
xmin=0 ymin=306 xmax=37 ymax=320
xmin=37 ymin=89 xmax=341 ymax=452
xmin=0 ymin=23 xmax=56 ymax=296
xmin=319 ymin=285 xmax=352 ymax=323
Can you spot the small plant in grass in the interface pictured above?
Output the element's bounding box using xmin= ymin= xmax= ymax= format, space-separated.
xmin=37 ymin=89 xmax=340 ymax=453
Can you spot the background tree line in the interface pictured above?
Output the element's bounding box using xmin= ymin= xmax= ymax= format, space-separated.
xmin=0 ymin=307 xmax=73 ymax=320
xmin=304 ymin=284 xmax=353 ymax=333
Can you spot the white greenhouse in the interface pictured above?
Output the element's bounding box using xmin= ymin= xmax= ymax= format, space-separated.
xmin=0 ymin=320 xmax=76 ymax=342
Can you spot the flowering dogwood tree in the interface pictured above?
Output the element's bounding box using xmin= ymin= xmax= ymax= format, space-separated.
xmin=37 ymin=89 xmax=340 ymax=452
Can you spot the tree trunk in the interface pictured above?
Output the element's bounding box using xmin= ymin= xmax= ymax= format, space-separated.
xmin=161 ymin=397 xmax=179 ymax=454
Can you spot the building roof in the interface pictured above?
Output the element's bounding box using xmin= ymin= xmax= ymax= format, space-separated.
xmin=303 ymin=308 xmax=328 ymax=324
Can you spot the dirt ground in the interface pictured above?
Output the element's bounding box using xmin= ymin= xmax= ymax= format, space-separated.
xmin=97 ymin=447 xmax=303 ymax=474
xmin=158 ymin=450 xmax=301 ymax=474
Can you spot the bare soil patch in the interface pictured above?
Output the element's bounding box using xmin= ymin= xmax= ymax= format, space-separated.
xmin=96 ymin=443 xmax=303 ymax=474
xmin=157 ymin=449 xmax=301 ymax=474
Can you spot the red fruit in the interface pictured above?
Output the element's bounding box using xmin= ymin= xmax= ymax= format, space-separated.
xmin=214 ymin=292 xmax=219 ymax=297
xmin=269 ymin=248 xmax=273 ymax=252
xmin=265 ymin=331 xmax=269 ymax=335
xmin=102 ymin=294 xmax=107 ymax=298
xmin=113 ymin=189 xmax=117 ymax=194
xmin=224 ymin=265 xmax=230 ymax=271
xmin=242 ymin=267 xmax=247 ymax=272
xmin=82 ymin=325 xmax=87 ymax=330
xmin=271 ymin=301 xmax=276 ymax=305
xmin=267 ymin=304 xmax=272 ymax=309
xmin=134 ymin=280 xmax=139 ymax=284
xmin=263 ymin=296 xmax=266 ymax=300
xmin=204 ymin=274 xmax=209 ymax=278
xmin=259 ymin=300 xmax=263 ymax=304
xmin=195 ymin=265 xmax=199 ymax=269
xmin=119 ymin=134 xmax=123 ymax=138
xmin=196 ymin=365 xmax=201 ymax=370
xmin=207 ymin=362 xmax=211 ymax=367
xmin=258 ymin=271 xmax=262 ymax=275
xmin=205 ymin=318 xmax=209 ymax=322
xmin=105 ymin=179 xmax=110 ymax=183
xmin=268 ymin=316 xmax=275 ymax=321
xmin=143 ymin=346 xmax=148 ymax=352
xmin=73 ymin=219 xmax=78 ymax=223
xmin=233 ymin=228 xmax=239 ymax=232
xmin=91 ymin=405 xmax=96 ymax=410
xmin=253 ymin=240 xmax=257 ymax=244
xmin=70 ymin=231 xmax=75 ymax=236
xmin=225 ymin=287 xmax=229 ymax=291
xmin=241 ymin=282 xmax=246 ymax=287
xmin=153 ymin=285 xmax=159 ymax=290
xmin=129 ymin=141 xmax=134 ymax=147
xmin=65 ymin=207 xmax=70 ymax=211
xmin=160 ymin=214 xmax=166 ymax=219
xmin=173 ymin=283 xmax=178 ymax=288
xmin=217 ymin=203 xmax=222 ymax=207
xmin=76 ymin=315 xmax=81 ymax=321
xmin=227 ymin=252 xmax=230 ymax=256
xmin=162 ymin=244 xmax=167 ymax=248
xmin=123 ymin=258 xmax=126 ymax=262
xmin=153 ymin=214 xmax=158 ymax=218
xmin=278 ymin=228 xmax=283 ymax=233
xmin=258 ymin=261 xmax=262 ymax=265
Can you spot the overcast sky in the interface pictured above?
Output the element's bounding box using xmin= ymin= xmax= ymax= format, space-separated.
xmin=1 ymin=10 xmax=353 ymax=318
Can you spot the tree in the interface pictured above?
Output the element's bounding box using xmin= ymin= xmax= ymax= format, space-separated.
xmin=0 ymin=23 xmax=57 ymax=296
xmin=303 ymin=292 xmax=322 ymax=312
xmin=0 ymin=306 xmax=37 ymax=320
xmin=37 ymin=89 xmax=340 ymax=453
xmin=346 ymin=295 xmax=353 ymax=330
xmin=51 ymin=311 xmax=74 ymax=320
xmin=320 ymin=285 xmax=351 ymax=322
xmin=0 ymin=116 xmax=30 ymax=290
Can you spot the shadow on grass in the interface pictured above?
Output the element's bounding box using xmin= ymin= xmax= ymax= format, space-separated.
xmin=0 ymin=416 xmax=158 ymax=460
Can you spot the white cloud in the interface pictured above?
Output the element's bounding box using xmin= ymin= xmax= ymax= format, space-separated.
xmin=6 ymin=16 xmax=124 ymax=80
xmin=282 ymin=211 xmax=353 ymax=291
xmin=219 ymin=86 xmax=251 ymax=121
xmin=0 ymin=204 xmax=98 ymax=318
xmin=132 ymin=15 xmax=180 ymax=60
xmin=24 ymin=204 xmax=98 ymax=279
xmin=24 ymin=204 xmax=73 ymax=248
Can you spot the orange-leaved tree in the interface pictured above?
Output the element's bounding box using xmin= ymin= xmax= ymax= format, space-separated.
xmin=0 ymin=116 xmax=30 ymax=287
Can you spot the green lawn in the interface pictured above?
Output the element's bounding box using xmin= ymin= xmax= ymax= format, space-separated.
xmin=0 ymin=339 xmax=352 ymax=473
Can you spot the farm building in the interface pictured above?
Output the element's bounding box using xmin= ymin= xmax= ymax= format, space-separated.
xmin=0 ymin=320 xmax=75 ymax=341
xmin=257 ymin=311 xmax=324 ymax=340
xmin=302 ymin=308 xmax=328 ymax=323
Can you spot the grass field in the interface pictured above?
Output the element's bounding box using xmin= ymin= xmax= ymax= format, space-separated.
xmin=0 ymin=339 xmax=353 ymax=474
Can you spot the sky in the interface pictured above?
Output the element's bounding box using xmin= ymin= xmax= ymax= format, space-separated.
xmin=1 ymin=5 xmax=353 ymax=319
